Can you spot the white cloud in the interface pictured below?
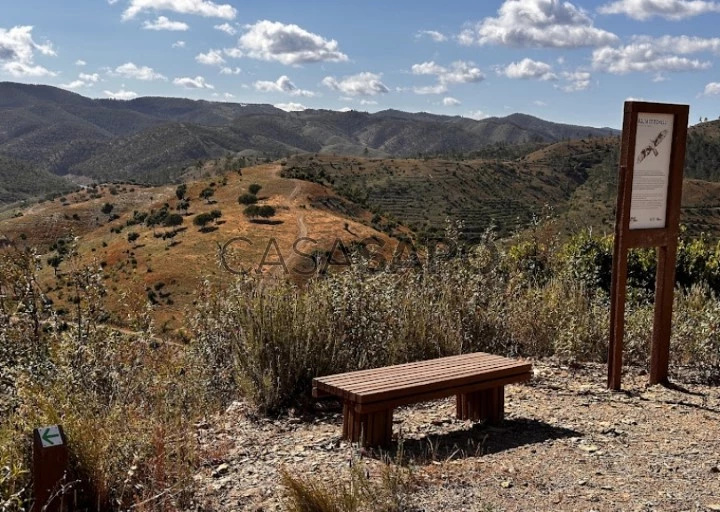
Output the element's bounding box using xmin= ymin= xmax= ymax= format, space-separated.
xmin=338 ymin=107 xmax=353 ymax=112
xmin=592 ymin=42 xmax=712 ymax=74
xmin=467 ymin=110 xmax=489 ymax=120
xmin=122 ymin=0 xmax=236 ymax=20
xmin=417 ymin=30 xmax=447 ymax=42
xmin=443 ymin=96 xmax=461 ymax=106
xmin=173 ymin=75 xmax=214 ymax=89
xmin=114 ymin=62 xmax=167 ymax=80
xmin=172 ymin=40 xmax=185 ymax=48
xmin=414 ymin=84 xmax=448 ymax=94
xmin=411 ymin=60 xmax=484 ymax=94
xmin=0 ymin=25 xmax=56 ymax=77
xmin=254 ymin=75 xmax=315 ymax=97
xmin=498 ymin=58 xmax=557 ymax=80
xmin=79 ymin=72 xmax=100 ymax=83
xmin=322 ymin=72 xmax=389 ymax=96
xmin=459 ymin=0 xmax=618 ymax=48
xmin=60 ymin=72 xmax=101 ymax=89
xmin=533 ymin=100 xmax=547 ymax=106
xmin=196 ymin=49 xmax=225 ymax=66
xmin=704 ymin=82 xmax=720 ymax=95
xmin=558 ymin=71 xmax=591 ymax=91
xmin=75 ymin=59 xmax=86 ymax=66
xmin=275 ymin=102 xmax=307 ymax=111
xmin=220 ymin=66 xmax=241 ymax=75
xmin=223 ymin=92 xmax=234 ymax=98
xmin=233 ymin=20 xmax=348 ymax=65
xmin=223 ymin=47 xmax=242 ymax=58
xmin=214 ymin=22 xmax=236 ymax=35
xmin=104 ymin=88 xmax=138 ymax=100
xmin=142 ymin=16 xmax=189 ymax=31
xmin=634 ymin=35 xmax=720 ymax=54
xmin=60 ymin=80 xmax=86 ymax=90
xmin=598 ymin=0 xmax=720 ymax=20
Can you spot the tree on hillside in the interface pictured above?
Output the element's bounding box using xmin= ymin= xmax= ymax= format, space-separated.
xmin=127 ymin=231 xmax=140 ymax=247
xmin=177 ymin=200 xmax=190 ymax=215
xmin=101 ymin=203 xmax=114 ymax=216
xmin=47 ymin=254 xmax=62 ymax=276
xmin=193 ymin=212 xmax=215 ymax=232
xmin=243 ymin=204 xmax=276 ymax=221
xmin=163 ymin=213 xmax=184 ymax=230
xmin=248 ymin=183 xmax=262 ymax=195
xmin=238 ymin=193 xmax=257 ymax=205
xmin=176 ymin=184 xmax=187 ymax=200
xmin=200 ymin=187 xmax=215 ymax=204
xmin=146 ymin=208 xmax=169 ymax=235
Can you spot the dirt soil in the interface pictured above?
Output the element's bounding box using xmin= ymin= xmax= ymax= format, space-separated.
xmin=191 ymin=362 xmax=720 ymax=511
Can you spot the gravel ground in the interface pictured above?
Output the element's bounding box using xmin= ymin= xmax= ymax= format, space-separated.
xmin=191 ymin=362 xmax=720 ymax=511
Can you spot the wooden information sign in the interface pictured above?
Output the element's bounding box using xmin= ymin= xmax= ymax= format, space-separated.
xmin=32 ymin=425 xmax=69 ymax=512
xmin=608 ymin=101 xmax=689 ymax=390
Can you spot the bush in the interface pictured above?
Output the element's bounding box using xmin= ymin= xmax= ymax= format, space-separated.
xmin=238 ymin=193 xmax=258 ymax=205
xmin=248 ymin=183 xmax=262 ymax=195
xmin=0 ymin=256 xmax=213 ymax=510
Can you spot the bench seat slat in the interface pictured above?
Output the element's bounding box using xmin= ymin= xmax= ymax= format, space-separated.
xmin=312 ymin=352 xmax=530 ymax=404
xmin=314 ymin=353 xmax=507 ymax=384
xmin=327 ymin=360 xmax=528 ymax=399
xmin=315 ymin=355 xmax=514 ymax=387
xmin=351 ymin=365 xmax=530 ymax=404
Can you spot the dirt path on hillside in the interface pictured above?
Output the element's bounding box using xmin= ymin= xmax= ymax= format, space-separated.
xmin=191 ymin=362 xmax=720 ymax=511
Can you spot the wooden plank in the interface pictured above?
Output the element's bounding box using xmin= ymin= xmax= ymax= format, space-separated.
xmin=321 ymin=359 xmax=527 ymax=396
xmin=355 ymin=372 xmax=531 ymax=413
xmin=352 ymin=365 xmax=531 ymax=403
xmin=313 ymin=352 xmax=511 ymax=384
xmin=313 ymin=358 xmax=510 ymax=387
xmin=314 ymin=359 xmax=530 ymax=400
xmin=345 ymin=360 xmax=529 ymax=397
xmin=328 ymin=357 xmax=528 ymax=388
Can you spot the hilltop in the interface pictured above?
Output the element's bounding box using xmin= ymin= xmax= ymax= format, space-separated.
xmin=0 ymin=161 xmax=397 ymax=330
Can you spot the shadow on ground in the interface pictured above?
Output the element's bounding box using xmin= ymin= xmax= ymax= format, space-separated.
xmin=376 ymin=418 xmax=580 ymax=464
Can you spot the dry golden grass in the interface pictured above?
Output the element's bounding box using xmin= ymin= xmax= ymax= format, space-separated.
xmin=0 ymin=163 xmax=394 ymax=332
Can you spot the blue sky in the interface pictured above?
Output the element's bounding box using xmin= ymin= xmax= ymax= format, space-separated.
xmin=2 ymin=0 xmax=719 ymax=128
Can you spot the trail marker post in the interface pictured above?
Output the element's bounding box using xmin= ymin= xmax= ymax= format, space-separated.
xmin=608 ymin=101 xmax=689 ymax=390
xmin=32 ymin=425 xmax=69 ymax=512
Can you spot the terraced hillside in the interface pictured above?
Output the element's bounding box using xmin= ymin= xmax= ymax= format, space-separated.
xmin=281 ymin=154 xmax=589 ymax=239
xmin=283 ymin=122 xmax=720 ymax=241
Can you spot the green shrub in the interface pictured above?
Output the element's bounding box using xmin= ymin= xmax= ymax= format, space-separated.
xmin=238 ymin=193 xmax=258 ymax=205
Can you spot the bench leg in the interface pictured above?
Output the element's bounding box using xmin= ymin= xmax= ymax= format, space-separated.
xmin=456 ymin=387 xmax=505 ymax=425
xmin=343 ymin=402 xmax=393 ymax=447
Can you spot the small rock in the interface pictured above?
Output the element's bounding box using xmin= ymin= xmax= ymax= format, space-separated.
xmin=500 ymin=480 xmax=513 ymax=489
xmin=710 ymin=466 xmax=720 ymax=474
xmin=212 ymin=463 xmax=230 ymax=478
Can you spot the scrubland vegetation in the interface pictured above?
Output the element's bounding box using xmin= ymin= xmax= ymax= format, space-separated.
xmin=2 ymin=219 xmax=720 ymax=510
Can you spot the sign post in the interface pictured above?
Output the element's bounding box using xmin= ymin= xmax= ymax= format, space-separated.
xmin=32 ymin=425 xmax=69 ymax=512
xmin=608 ymin=101 xmax=689 ymax=390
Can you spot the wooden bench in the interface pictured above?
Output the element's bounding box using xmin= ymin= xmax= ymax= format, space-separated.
xmin=312 ymin=352 xmax=532 ymax=447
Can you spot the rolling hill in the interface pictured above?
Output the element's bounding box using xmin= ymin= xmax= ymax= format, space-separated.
xmin=0 ymin=82 xmax=618 ymax=201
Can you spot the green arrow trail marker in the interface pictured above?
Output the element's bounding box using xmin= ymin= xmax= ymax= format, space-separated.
xmin=39 ymin=426 xmax=62 ymax=448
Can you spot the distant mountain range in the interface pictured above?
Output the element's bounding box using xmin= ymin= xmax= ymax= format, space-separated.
xmin=0 ymin=82 xmax=619 ymax=201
